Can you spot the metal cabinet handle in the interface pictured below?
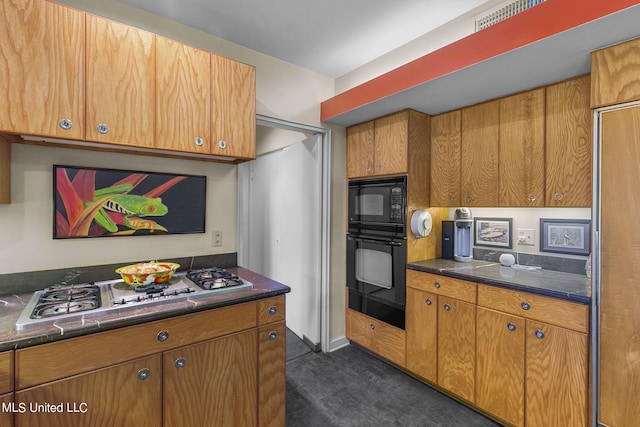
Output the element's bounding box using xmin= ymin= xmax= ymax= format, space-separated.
xmin=218 ymin=140 xmax=227 ymax=149
xmin=377 ymin=164 xmax=383 ymax=171
xmin=370 ymin=323 xmax=375 ymax=330
xmin=268 ymin=305 xmax=277 ymax=315
xmin=137 ymin=368 xmax=151 ymax=381
xmin=528 ymin=194 xmax=537 ymax=202
xmin=521 ymin=302 xmax=530 ymax=310
xmin=554 ymin=192 xmax=563 ymax=201
xmin=194 ymin=137 xmax=204 ymax=146
xmin=507 ymin=322 xmax=517 ymax=332
xmin=174 ymin=357 xmax=187 ymax=369
xmin=449 ymin=196 xmax=456 ymax=203
xmin=269 ymin=331 xmax=278 ymax=341
xmin=96 ymin=123 xmax=109 ymax=134
xmin=58 ymin=119 xmax=73 ymax=130
xmin=365 ymin=166 xmax=371 ymax=173
xmin=434 ymin=282 xmax=441 ymax=289
xmin=425 ymin=298 xmax=432 ymax=306
xmin=157 ymin=330 xmax=169 ymax=342
xmin=443 ymin=304 xmax=451 ymax=311
xmin=466 ymin=195 xmax=474 ymax=203
xmin=535 ymin=329 xmax=545 ymax=339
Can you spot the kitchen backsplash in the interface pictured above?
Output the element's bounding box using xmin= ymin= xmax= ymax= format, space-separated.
xmin=474 ymin=248 xmax=588 ymax=275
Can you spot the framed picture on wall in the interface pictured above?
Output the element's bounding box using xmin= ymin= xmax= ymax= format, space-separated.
xmin=540 ymin=218 xmax=591 ymax=255
xmin=474 ymin=217 xmax=513 ymax=249
xmin=53 ymin=165 xmax=206 ymax=239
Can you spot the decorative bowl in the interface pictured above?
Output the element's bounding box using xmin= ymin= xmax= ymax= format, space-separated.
xmin=115 ymin=262 xmax=180 ymax=287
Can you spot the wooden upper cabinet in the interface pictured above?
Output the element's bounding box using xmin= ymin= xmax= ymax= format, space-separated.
xmin=545 ymin=75 xmax=592 ymax=207
xmin=430 ymin=110 xmax=461 ymax=206
xmin=374 ymin=111 xmax=409 ymax=176
xmin=155 ymin=36 xmax=211 ymax=154
xmin=0 ymin=0 xmax=84 ymax=139
xmin=211 ymin=55 xmax=256 ymax=159
xmin=499 ymin=88 xmax=545 ymax=207
xmin=591 ymin=37 xmax=640 ymax=108
xmin=346 ymin=121 xmax=375 ymax=179
xmin=461 ymin=100 xmax=499 ymax=207
xmin=85 ymin=14 xmax=155 ymax=147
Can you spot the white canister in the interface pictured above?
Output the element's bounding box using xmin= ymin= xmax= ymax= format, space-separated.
xmin=499 ymin=253 xmax=516 ymax=267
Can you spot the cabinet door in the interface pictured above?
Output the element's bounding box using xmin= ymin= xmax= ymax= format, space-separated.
xmin=430 ymin=110 xmax=461 ymax=206
xmin=525 ymin=321 xmax=587 ymax=427
xmin=211 ymin=54 xmax=256 ymax=159
xmin=258 ymin=322 xmax=286 ymax=427
xmin=499 ymin=89 xmax=545 ymax=207
xmin=374 ymin=111 xmax=408 ymax=176
xmin=0 ymin=0 xmax=84 ymax=139
xmin=406 ymin=288 xmax=438 ymax=383
xmin=437 ymin=297 xmax=476 ymax=403
xmin=85 ymin=14 xmax=155 ymax=147
xmin=346 ymin=309 xmax=406 ymax=367
xmin=163 ymin=330 xmax=258 ymax=427
xmin=476 ymin=307 xmax=525 ymax=427
xmin=15 ymin=355 xmax=162 ymax=427
xmin=545 ymin=75 xmax=592 ymax=207
xmin=346 ymin=121 xmax=374 ymax=179
xmin=461 ymin=100 xmax=499 ymax=206
xmin=155 ymin=36 xmax=211 ymax=154
xmin=591 ymin=37 xmax=640 ymax=108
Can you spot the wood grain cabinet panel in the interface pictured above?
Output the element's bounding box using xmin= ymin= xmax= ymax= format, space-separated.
xmin=461 ymin=100 xmax=500 ymax=207
xmin=0 ymin=0 xmax=84 ymax=139
xmin=499 ymin=88 xmax=545 ymax=207
xmin=406 ymin=270 xmax=477 ymax=304
xmin=15 ymin=355 xmax=162 ymax=427
xmin=258 ymin=322 xmax=286 ymax=427
xmin=476 ymin=307 xmax=525 ymax=427
xmin=0 ymin=350 xmax=13 ymax=394
xmin=591 ymin=37 xmax=640 ymax=108
xmin=430 ymin=110 xmax=461 ymax=207
xmin=406 ymin=287 xmax=438 ymax=383
xmin=0 ymin=393 xmax=12 ymax=427
xmin=374 ymin=111 xmax=408 ymax=176
xmin=346 ymin=308 xmax=406 ymax=368
xmin=211 ymin=55 xmax=256 ymax=159
xmin=85 ymin=14 xmax=155 ymax=147
xmin=155 ymin=36 xmax=211 ymax=154
xmin=545 ymin=75 xmax=592 ymax=207
xmin=257 ymin=295 xmax=286 ymax=326
xmin=346 ymin=121 xmax=375 ymax=179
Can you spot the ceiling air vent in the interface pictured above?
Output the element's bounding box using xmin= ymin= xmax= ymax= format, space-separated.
xmin=476 ymin=0 xmax=546 ymax=31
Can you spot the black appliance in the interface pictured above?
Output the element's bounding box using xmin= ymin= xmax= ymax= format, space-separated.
xmin=441 ymin=220 xmax=455 ymax=260
xmin=346 ymin=176 xmax=407 ymax=329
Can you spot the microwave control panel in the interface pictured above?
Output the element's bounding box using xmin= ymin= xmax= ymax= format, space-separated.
xmin=390 ymin=186 xmax=404 ymax=221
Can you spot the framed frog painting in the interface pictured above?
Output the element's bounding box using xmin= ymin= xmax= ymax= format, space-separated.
xmin=53 ymin=165 xmax=206 ymax=238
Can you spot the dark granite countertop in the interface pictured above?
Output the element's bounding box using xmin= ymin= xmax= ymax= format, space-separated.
xmin=0 ymin=267 xmax=290 ymax=352
xmin=407 ymin=259 xmax=591 ymax=304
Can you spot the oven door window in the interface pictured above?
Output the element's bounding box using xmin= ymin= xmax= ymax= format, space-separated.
xmin=356 ymin=248 xmax=392 ymax=289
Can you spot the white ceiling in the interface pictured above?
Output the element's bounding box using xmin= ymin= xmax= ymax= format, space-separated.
xmin=119 ymin=0 xmax=493 ymax=78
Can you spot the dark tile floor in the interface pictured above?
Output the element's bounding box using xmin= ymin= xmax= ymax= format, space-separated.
xmin=285 ymin=331 xmax=501 ymax=427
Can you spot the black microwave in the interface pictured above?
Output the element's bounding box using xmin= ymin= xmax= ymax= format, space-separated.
xmin=348 ymin=176 xmax=406 ymax=232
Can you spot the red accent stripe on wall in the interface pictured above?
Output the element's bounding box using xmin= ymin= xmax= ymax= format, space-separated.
xmin=320 ymin=0 xmax=640 ymax=122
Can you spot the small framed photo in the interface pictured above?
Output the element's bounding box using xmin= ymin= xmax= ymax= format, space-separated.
xmin=540 ymin=219 xmax=591 ymax=255
xmin=474 ymin=217 xmax=513 ymax=249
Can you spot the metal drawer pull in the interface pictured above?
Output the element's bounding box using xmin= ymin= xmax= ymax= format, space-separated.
xmin=58 ymin=118 xmax=73 ymax=130
xmin=269 ymin=331 xmax=277 ymax=341
xmin=194 ymin=137 xmax=204 ymax=146
xmin=507 ymin=322 xmax=517 ymax=332
xmin=521 ymin=302 xmax=530 ymax=310
xmin=535 ymin=330 xmax=545 ymax=339
xmin=443 ymin=304 xmax=451 ymax=311
xmin=554 ymin=192 xmax=564 ymax=201
xmin=269 ymin=305 xmax=277 ymax=315
xmin=218 ymin=140 xmax=227 ymax=149
xmin=466 ymin=195 xmax=474 ymax=203
xmin=434 ymin=282 xmax=441 ymax=289
xmin=174 ymin=357 xmax=187 ymax=369
xmin=449 ymin=196 xmax=456 ymax=203
xmin=370 ymin=323 xmax=375 ymax=330
xmin=137 ymin=368 xmax=150 ymax=381
xmin=96 ymin=123 xmax=109 ymax=134
xmin=157 ymin=330 xmax=169 ymax=342
xmin=425 ymin=298 xmax=432 ymax=306
xmin=528 ymin=194 xmax=537 ymax=202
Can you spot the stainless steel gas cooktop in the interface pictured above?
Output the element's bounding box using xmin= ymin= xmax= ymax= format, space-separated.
xmin=15 ymin=268 xmax=253 ymax=331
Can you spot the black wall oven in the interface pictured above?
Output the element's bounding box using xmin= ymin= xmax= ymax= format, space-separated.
xmin=347 ymin=176 xmax=407 ymax=329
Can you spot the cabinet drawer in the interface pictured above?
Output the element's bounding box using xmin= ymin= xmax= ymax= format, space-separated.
xmin=0 ymin=351 xmax=13 ymax=394
xmin=406 ymin=270 xmax=477 ymax=304
xmin=346 ymin=309 xmax=406 ymax=367
xmin=16 ymin=302 xmax=257 ymax=389
xmin=477 ymin=285 xmax=588 ymax=333
xmin=257 ymin=295 xmax=286 ymax=325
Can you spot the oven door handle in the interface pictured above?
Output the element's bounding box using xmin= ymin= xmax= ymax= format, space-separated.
xmin=349 ymin=236 xmax=404 ymax=246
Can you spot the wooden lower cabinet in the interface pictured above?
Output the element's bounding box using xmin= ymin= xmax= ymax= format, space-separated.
xmin=258 ymin=322 xmax=286 ymax=427
xmin=1 ymin=393 xmax=13 ymax=427
xmin=406 ymin=288 xmax=437 ymax=383
xmin=476 ymin=307 xmax=525 ymax=427
xmin=346 ymin=309 xmax=406 ymax=368
xmin=163 ymin=330 xmax=257 ymax=427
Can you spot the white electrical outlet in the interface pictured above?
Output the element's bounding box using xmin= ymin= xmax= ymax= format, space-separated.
xmin=517 ymin=228 xmax=535 ymax=246
xmin=212 ymin=230 xmax=222 ymax=247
